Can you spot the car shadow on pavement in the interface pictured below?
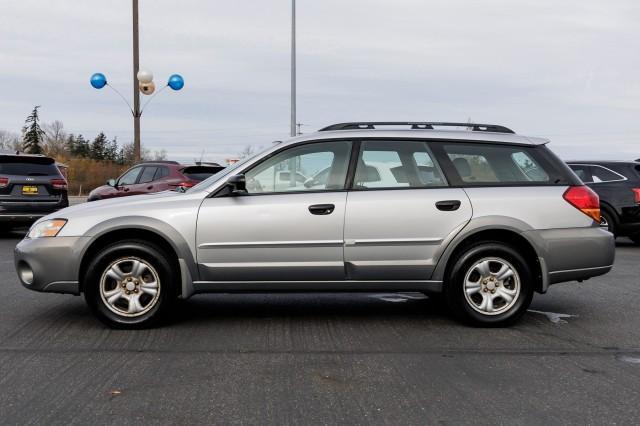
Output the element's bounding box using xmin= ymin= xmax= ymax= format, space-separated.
xmin=168 ymin=292 xmax=447 ymax=326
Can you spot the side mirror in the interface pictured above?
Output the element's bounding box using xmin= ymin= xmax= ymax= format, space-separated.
xmin=227 ymin=174 xmax=247 ymax=195
xmin=107 ymin=178 xmax=117 ymax=188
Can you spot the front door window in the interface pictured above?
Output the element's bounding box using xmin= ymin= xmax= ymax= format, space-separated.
xmin=244 ymin=141 xmax=352 ymax=194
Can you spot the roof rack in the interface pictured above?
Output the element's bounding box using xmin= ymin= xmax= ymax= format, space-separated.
xmin=139 ymin=160 xmax=180 ymax=165
xmin=318 ymin=122 xmax=515 ymax=134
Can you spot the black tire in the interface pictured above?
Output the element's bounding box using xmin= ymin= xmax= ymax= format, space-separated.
xmin=83 ymin=240 xmax=177 ymax=329
xmin=444 ymin=242 xmax=534 ymax=327
xmin=599 ymin=209 xmax=617 ymax=237
xmin=630 ymin=233 xmax=640 ymax=245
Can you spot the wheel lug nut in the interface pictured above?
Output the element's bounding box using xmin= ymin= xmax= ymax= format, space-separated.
xmin=483 ymin=288 xmax=488 ymax=292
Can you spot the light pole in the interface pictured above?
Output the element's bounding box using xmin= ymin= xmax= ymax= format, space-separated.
xmin=290 ymin=0 xmax=296 ymax=138
xmin=132 ymin=0 xmax=141 ymax=161
xmin=90 ymin=1 xmax=184 ymax=164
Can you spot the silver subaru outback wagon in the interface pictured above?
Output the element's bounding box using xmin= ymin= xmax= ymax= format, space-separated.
xmin=14 ymin=122 xmax=615 ymax=328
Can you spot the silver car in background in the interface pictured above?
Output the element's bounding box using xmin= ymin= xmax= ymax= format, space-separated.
xmin=14 ymin=122 xmax=615 ymax=328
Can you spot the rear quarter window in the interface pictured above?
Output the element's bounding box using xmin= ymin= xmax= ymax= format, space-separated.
xmin=438 ymin=143 xmax=573 ymax=186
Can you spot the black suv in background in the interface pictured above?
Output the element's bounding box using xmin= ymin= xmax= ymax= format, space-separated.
xmin=0 ymin=153 xmax=69 ymax=229
xmin=567 ymin=161 xmax=640 ymax=244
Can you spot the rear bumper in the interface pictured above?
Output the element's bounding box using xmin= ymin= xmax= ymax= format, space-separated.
xmin=524 ymin=226 xmax=615 ymax=289
xmin=14 ymin=236 xmax=89 ymax=295
xmin=0 ymin=213 xmax=48 ymax=224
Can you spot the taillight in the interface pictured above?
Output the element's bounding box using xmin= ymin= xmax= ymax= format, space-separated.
xmin=0 ymin=177 xmax=8 ymax=188
xmin=50 ymin=178 xmax=68 ymax=190
xmin=632 ymin=188 xmax=640 ymax=204
xmin=563 ymin=186 xmax=600 ymax=222
xmin=174 ymin=181 xmax=196 ymax=188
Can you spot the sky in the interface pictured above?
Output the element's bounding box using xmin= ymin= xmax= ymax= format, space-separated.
xmin=0 ymin=0 xmax=639 ymax=163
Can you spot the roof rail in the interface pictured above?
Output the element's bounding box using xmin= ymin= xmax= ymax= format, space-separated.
xmin=139 ymin=160 xmax=180 ymax=165
xmin=318 ymin=122 xmax=515 ymax=134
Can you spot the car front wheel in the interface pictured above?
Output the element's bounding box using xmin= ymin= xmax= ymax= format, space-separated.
xmin=83 ymin=240 xmax=176 ymax=329
xmin=444 ymin=242 xmax=534 ymax=327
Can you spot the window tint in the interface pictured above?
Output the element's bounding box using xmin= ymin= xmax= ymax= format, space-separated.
xmin=181 ymin=166 xmax=222 ymax=181
xmin=139 ymin=166 xmax=159 ymax=184
xmin=244 ymin=141 xmax=352 ymax=194
xmin=511 ymin=152 xmax=549 ymax=181
xmin=118 ymin=167 xmax=142 ymax=185
xmin=443 ymin=144 xmax=558 ymax=185
xmin=154 ymin=167 xmax=169 ymax=180
xmin=591 ymin=165 xmax=624 ymax=183
xmin=0 ymin=162 xmax=59 ymax=176
xmin=354 ymin=140 xmax=446 ymax=189
xmin=569 ymin=165 xmax=593 ymax=183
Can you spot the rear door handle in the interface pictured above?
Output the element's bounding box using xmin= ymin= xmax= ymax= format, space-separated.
xmin=308 ymin=204 xmax=335 ymax=215
xmin=435 ymin=200 xmax=461 ymax=211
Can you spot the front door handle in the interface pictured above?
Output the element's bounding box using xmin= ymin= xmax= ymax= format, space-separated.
xmin=435 ymin=200 xmax=461 ymax=211
xmin=308 ymin=204 xmax=335 ymax=215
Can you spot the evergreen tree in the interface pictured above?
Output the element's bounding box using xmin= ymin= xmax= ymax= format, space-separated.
xmin=69 ymin=134 xmax=90 ymax=158
xmin=21 ymin=106 xmax=45 ymax=154
xmin=105 ymin=136 xmax=119 ymax=162
xmin=90 ymin=132 xmax=108 ymax=160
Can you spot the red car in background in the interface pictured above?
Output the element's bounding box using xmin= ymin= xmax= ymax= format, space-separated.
xmin=87 ymin=161 xmax=224 ymax=201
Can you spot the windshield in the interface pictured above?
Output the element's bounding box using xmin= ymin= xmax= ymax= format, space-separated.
xmin=188 ymin=146 xmax=274 ymax=192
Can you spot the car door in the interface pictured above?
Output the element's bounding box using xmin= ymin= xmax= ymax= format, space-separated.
xmin=134 ymin=166 xmax=159 ymax=194
xmin=196 ymin=140 xmax=353 ymax=282
xmin=344 ymin=139 xmax=472 ymax=280
xmin=115 ymin=166 xmax=143 ymax=197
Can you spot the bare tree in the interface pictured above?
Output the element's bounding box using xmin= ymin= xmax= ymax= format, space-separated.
xmin=153 ymin=149 xmax=168 ymax=161
xmin=238 ymin=145 xmax=255 ymax=159
xmin=43 ymin=120 xmax=68 ymax=158
xmin=0 ymin=130 xmax=22 ymax=152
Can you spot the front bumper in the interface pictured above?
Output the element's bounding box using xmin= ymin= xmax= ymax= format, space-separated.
xmin=14 ymin=236 xmax=90 ymax=295
xmin=524 ymin=226 xmax=615 ymax=289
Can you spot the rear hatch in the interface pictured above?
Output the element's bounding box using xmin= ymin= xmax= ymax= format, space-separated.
xmin=180 ymin=165 xmax=225 ymax=182
xmin=0 ymin=155 xmax=68 ymax=213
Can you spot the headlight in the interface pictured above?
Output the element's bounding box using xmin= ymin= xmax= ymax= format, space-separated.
xmin=27 ymin=219 xmax=67 ymax=238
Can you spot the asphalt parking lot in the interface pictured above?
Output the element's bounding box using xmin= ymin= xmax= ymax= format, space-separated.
xmin=1 ymin=230 xmax=639 ymax=424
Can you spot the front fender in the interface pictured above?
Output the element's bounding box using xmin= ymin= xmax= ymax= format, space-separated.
xmin=79 ymin=216 xmax=198 ymax=297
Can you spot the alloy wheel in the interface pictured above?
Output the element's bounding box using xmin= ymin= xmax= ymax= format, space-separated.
xmin=99 ymin=257 xmax=161 ymax=317
xmin=463 ymin=257 xmax=521 ymax=316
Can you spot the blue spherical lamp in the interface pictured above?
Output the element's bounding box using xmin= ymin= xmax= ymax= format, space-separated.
xmin=167 ymin=74 xmax=184 ymax=91
xmin=90 ymin=73 xmax=107 ymax=89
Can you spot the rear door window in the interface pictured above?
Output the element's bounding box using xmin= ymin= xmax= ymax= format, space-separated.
xmin=353 ymin=140 xmax=447 ymax=189
xmin=440 ymin=143 xmax=564 ymax=185
xmin=154 ymin=167 xmax=169 ymax=180
xmin=139 ymin=166 xmax=159 ymax=184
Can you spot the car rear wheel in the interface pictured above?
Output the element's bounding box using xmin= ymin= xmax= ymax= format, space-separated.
xmin=444 ymin=242 xmax=534 ymax=327
xmin=83 ymin=240 xmax=176 ymax=329
xmin=629 ymin=233 xmax=640 ymax=245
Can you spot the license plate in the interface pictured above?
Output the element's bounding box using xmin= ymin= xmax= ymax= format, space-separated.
xmin=22 ymin=185 xmax=38 ymax=195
